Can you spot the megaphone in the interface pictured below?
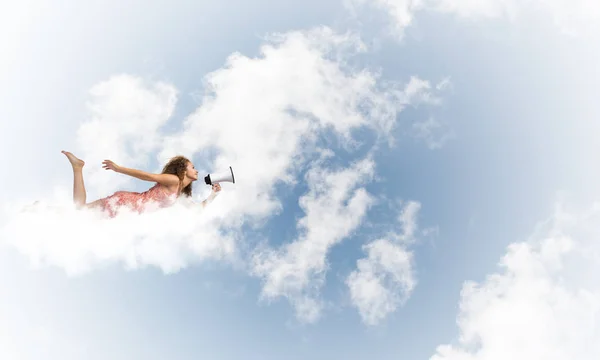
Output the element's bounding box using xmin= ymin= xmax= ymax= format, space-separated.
xmin=204 ymin=166 xmax=235 ymax=185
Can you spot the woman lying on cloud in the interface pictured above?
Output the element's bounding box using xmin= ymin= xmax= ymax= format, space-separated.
xmin=60 ymin=150 xmax=225 ymax=218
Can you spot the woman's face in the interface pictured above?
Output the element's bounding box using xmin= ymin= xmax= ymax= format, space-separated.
xmin=186 ymin=162 xmax=199 ymax=181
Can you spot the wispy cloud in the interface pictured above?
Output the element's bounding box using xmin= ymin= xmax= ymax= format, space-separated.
xmin=346 ymin=200 xmax=423 ymax=325
xmin=431 ymin=0 xmax=600 ymax=35
xmin=412 ymin=116 xmax=456 ymax=150
xmin=348 ymin=0 xmax=600 ymax=39
xmin=346 ymin=0 xmax=426 ymax=40
xmin=431 ymin=202 xmax=600 ymax=359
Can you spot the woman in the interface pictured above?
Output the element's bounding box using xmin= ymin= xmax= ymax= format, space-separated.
xmin=61 ymin=150 xmax=221 ymax=217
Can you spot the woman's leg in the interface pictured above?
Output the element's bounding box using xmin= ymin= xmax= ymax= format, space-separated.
xmin=61 ymin=151 xmax=87 ymax=207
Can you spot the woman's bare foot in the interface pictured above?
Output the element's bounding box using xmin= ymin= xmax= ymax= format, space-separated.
xmin=62 ymin=151 xmax=85 ymax=168
xmin=63 ymin=151 xmax=87 ymax=206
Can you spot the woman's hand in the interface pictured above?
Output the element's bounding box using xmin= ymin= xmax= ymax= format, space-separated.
xmin=102 ymin=160 xmax=121 ymax=172
xmin=212 ymin=183 xmax=222 ymax=193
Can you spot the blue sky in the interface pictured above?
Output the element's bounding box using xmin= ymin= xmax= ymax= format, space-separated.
xmin=1 ymin=1 xmax=600 ymax=359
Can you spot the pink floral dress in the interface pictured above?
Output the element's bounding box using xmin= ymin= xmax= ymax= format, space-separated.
xmin=97 ymin=183 xmax=177 ymax=218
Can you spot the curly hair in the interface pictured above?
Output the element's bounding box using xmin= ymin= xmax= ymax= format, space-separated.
xmin=161 ymin=155 xmax=193 ymax=197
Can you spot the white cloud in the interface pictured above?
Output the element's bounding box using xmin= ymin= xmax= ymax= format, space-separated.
xmin=431 ymin=0 xmax=600 ymax=35
xmin=1 ymin=26 xmax=444 ymax=323
xmin=347 ymin=238 xmax=415 ymax=326
xmin=430 ymin=202 xmax=600 ymax=360
xmin=346 ymin=0 xmax=426 ymax=39
xmin=428 ymin=0 xmax=517 ymax=19
xmin=158 ymin=27 xmax=441 ymax=226
xmin=77 ymin=74 xmax=178 ymax=199
xmin=412 ymin=116 xmax=455 ymax=150
xmin=251 ymin=156 xmax=376 ymax=323
xmin=395 ymin=200 xmax=422 ymax=243
xmin=348 ymin=0 xmax=600 ymax=38
xmin=403 ymin=77 xmax=454 ymax=149
xmin=1 ymin=198 xmax=236 ymax=276
xmin=346 ymin=200 xmax=422 ymax=325
xmin=0 ymin=73 xmax=233 ymax=276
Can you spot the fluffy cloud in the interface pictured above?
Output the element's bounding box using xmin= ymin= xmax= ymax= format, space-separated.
xmin=348 ymin=0 xmax=600 ymax=38
xmin=346 ymin=200 xmax=421 ymax=325
xmin=158 ymin=28 xmax=441 ymax=226
xmin=77 ymin=75 xmax=178 ymax=199
xmin=1 ymin=198 xmax=235 ymax=276
xmin=0 ymin=74 xmax=232 ymax=276
xmin=251 ymin=156 xmax=375 ymax=323
xmin=0 ymin=27 xmax=444 ymax=323
xmin=430 ymin=202 xmax=600 ymax=359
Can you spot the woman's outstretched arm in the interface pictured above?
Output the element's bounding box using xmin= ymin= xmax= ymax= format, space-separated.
xmin=202 ymin=183 xmax=221 ymax=208
xmin=102 ymin=160 xmax=179 ymax=187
